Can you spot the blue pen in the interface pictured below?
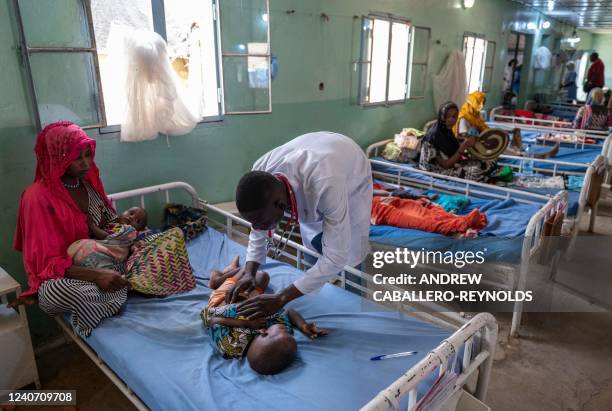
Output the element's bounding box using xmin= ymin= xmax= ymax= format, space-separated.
xmin=370 ymin=351 xmax=418 ymax=361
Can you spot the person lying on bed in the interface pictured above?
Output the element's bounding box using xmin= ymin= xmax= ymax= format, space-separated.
xmin=202 ymin=256 xmax=328 ymax=375
xmin=371 ymin=195 xmax=486 ymax=238
xmin=419 ymin=101 xmax=496 ymax=182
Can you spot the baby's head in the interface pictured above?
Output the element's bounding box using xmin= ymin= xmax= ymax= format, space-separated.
xmin=120 ymin=206 xmax=148 ymax=231
xmin=247 ymin=324 xmax=297 ymax=375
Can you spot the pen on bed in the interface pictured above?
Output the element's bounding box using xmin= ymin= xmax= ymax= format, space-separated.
xmin=370 ymin=351 xmax=418 ymax=361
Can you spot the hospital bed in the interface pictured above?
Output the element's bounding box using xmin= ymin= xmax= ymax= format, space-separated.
xmin=489 ymin=105 xmax=611 ymax=144
xmin=365 ymin=141 xmax=606 ymax=334
xmin=420 ymin=118 xmax=608 ymax=230
xmin=53 ymin=181 xmax=498 ymax=411
xmin=485 ymin=111 xmax=610 ymax=219
xmin=366 ymin=136 xmax=605 ymax=232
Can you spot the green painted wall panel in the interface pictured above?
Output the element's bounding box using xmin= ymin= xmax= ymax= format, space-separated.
xmin=0 ymin=0 xmax=588 ymax=340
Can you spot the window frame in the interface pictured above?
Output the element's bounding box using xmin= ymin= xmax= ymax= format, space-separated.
xmin=407 ymin=25 xmax=431 ymax=100
xmin=358 ymin=12 xmax=413 ymax=107
xmin=217 ymin=0 xmax=272 ymax=115
xmin=482 ymin=40 xmax=496 ymax=93
xmin=14 ymin=0 xmax=226 ymax=132
xmin=13 ymin=0 xmax=107 ymax=131
xmin=463 ymin=32 xmax=489 ymax=94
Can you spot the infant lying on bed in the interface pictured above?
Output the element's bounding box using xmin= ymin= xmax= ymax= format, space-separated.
xmin=201 ymin=256 xmax=328 ymax=375
xmin=67 ymin=206 xmax=148 ymax=272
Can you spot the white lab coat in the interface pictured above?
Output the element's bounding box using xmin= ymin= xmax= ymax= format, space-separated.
xmin=245 ymin=132 xmax=373 ymax=294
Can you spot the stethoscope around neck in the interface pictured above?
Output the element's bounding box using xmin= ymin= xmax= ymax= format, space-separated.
xmin=266 ymin=174 xmax=299 ymax=259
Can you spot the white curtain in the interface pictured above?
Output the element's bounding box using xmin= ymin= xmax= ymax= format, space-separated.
xmin=433 ymin=50 xmax=467 ymax=109
xmin=107 ymin=27 xmax=200 ymax=142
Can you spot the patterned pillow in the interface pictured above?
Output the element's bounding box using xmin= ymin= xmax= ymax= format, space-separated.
xmin=125 ymin=227 xmax=196 ymax=296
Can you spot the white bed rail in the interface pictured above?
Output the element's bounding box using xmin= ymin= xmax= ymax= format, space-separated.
xmin=369 ymin=158 xmax=550 ymax=205
xmin=366 ymin=139 xmax=591 ymax=179
xmin=361 ymin=312 xmax=498 ymax=411
xmin=497 ymin=154 xmax=589 ymax=177
xmin=108 ymin=181 xmax=200 ymax=209
xmin=489 ymin=106 xmax=610 ymax=139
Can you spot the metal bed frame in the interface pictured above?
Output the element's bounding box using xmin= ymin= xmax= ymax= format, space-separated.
xmin=54 ymin=181 xmax=498 ymax=411
xmin=366 ymin=142 xmax=572 ymax=337
xmin=489 ymin=105 xmax=610 ymax=141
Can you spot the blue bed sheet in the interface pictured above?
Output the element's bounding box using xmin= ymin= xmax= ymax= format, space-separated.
xmin=72 ymin=229 xmax=454 ymax=411
xmin=371 ymin=157 xmax=578 ymax=216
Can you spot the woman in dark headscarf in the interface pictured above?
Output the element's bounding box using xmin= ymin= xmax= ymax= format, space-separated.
xmin=419 ymin=101 xmax=496 ymax=182
xmin=12 ymin=121 xmax=128 ymax=337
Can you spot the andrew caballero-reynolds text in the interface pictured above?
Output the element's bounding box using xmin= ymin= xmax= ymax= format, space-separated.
xmin=370 ymin=248 xmax=533 ymax=303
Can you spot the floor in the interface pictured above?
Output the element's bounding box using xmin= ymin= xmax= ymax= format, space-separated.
xmin=13 ymin=193 xmax=612 ymax=411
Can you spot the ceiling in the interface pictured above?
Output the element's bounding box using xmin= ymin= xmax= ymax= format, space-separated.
xmin=515 ymin=0 xmax=612 ymax=31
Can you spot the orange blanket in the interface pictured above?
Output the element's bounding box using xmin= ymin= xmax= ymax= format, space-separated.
xmin=371 ymin=196 xmax=487 ymax=235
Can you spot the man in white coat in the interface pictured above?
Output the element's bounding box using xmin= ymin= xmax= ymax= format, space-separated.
xmin=229 ymin=132 xmax=373 ymax=319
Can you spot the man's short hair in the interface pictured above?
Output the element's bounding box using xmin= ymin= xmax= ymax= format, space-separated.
xmin=235 ymin=171 xmax=277 ymax=213
xmin=592 ymin=52 xmax=599 ymax=59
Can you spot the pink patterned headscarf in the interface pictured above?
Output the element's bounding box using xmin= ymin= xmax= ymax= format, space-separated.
xmin=34 ymin=121 xmax=112 ymax=209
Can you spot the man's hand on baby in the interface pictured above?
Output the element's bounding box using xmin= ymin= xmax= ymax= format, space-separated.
xmin=299 ymin=323 xmax=329 ymax=339
xmin=226 ymin=270 xmax=255 ymax=304
xmin=237 ymin=294 xmax=284 ymax=319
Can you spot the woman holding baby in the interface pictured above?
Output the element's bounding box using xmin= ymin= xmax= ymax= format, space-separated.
xmin=12 ymin=121 xmax=128 ymax=336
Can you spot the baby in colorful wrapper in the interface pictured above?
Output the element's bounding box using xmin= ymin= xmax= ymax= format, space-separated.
xmin=67 ymin=207 xmax=149 ymax=273
xmin=88 ymin=206 xmax=149 ymax=240
xmin=201 ymin=256 xmax=328 ymax=375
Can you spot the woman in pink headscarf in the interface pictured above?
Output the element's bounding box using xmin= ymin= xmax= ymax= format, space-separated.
xmin=13 ymin=122 xmax=128 ymax=336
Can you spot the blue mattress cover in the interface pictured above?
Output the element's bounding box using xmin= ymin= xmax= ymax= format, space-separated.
xmin=72 ymin=228 xmax=454 ymax=411
xmin=371 ymin=158 xmax=578 ymax=216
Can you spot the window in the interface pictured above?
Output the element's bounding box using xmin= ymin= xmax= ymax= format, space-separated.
xmin=219 ymin=0 xmax=272 ymax=114
xmin=408 ymin=26 xmax=431 ymax=100
xmin=91 ymin=0 xmax=222 ymax=125
xmin=13 ymin=0 xmax=107 ymax=130
xmin=14 ymin=0 xmax=272 ymax=130
xmin=358 ymin=15 xmax=430 ymax=106
xmin=482 ymin=40 xmax=496 ymax=93
xmin=359 ymin=14 xmax=412 ymax=106
xmin=463 ymin=33 xmax=488 ymax=94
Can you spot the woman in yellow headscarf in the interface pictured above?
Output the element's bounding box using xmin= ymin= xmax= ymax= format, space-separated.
xmin=453 ymin=91 xmax=488 ymax=137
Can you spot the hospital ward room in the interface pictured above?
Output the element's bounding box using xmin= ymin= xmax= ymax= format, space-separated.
xmin=2 ymin=0 xmax=612 ymax=410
